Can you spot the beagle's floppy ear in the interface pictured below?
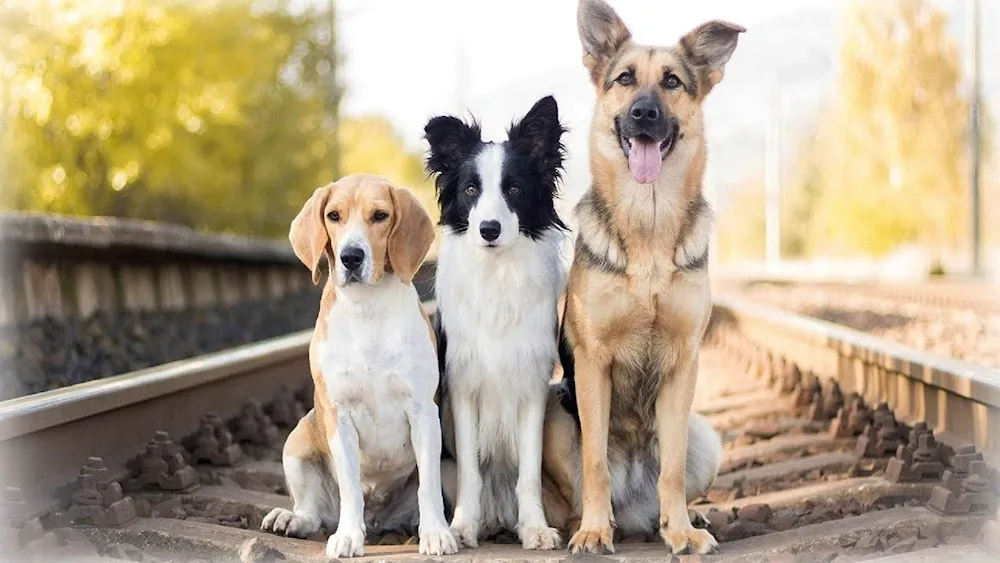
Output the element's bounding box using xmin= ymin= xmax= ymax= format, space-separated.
xmin=387 ymin=186 xmax=435 ymax=284
xmin=289 ymin=184 xmax=332 ymax=285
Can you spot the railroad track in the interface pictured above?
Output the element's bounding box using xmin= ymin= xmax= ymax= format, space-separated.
xmin=715 ymin=278 xmax=1000 ymax=314
xmin=2 ymin=286 xmax=1000 ymax=562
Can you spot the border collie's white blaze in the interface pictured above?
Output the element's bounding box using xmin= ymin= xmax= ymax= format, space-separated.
xmin=425 ymin=95 xmax=568 ymax=550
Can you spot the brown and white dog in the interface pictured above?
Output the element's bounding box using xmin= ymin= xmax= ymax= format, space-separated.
xmin=545 ymin=0 xmax=744 ymax=556
xmin=260 ymin=174 xmax=457 ymax=558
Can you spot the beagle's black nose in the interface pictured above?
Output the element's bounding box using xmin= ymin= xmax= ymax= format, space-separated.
xmin=479 ymin=220 xmax=501 ymax=242
xmin=340 ymin=246 xmax=365 ymax=270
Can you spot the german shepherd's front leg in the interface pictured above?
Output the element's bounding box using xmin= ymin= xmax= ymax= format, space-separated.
xmin=656 ymin=348 xmax=718 ymax=555
xmin=567 ymin=348 xmax=615 ymax=555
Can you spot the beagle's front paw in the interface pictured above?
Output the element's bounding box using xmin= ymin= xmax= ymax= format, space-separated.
xmin=326 ymin=526 xmax=366 ymax=558
xmin=419 ymin=520 xmax=458 ymax=556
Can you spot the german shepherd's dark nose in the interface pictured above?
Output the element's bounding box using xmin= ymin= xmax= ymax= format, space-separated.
xmin=621 ymin=92 xmax=671 ymax=142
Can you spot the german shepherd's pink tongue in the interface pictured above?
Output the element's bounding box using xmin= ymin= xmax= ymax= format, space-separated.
xmin=627 ymin=137 xmax=661 ymax=184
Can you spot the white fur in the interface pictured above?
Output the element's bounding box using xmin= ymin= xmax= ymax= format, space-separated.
xmin=437 ymin=211 xmax=566 ymax=549
xmin=467 ymin=144 xmax=520 ymax=248
xmin=333 ymin=220 xmax=375 ymax=286
xmin=262 ymin=274 xmax=456 ymax=558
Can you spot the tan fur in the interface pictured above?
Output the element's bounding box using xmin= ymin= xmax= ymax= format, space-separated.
xmin=556 ymin=0 xmax=743 ymax=556
xmin=284 ymin=174 xmax=438 ymax=476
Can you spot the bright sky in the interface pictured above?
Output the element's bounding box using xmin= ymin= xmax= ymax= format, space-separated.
xmin=337 ymin=0 xmax=835 ymax=143
xmin=333 ymin=0 xmax=838 ymax=205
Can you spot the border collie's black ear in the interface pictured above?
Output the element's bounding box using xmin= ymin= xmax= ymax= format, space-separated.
xmin=508 ymin=95 xmax=567 ymax=181
xmin=424 ymin=115 xmax=482 ymax=174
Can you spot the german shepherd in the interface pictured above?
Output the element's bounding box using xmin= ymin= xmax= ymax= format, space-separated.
xmin=549 ymin=0 xmax=744 ymax=555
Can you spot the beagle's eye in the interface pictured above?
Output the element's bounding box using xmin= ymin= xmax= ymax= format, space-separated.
xmin=615 ymin=71 xmax=635 ymax=87
xmin=663 ymin=73 xmax=682 ymax=90
xmin=465 ymin=185 xmax=480 ymax=196
xmin=372 ymin=210 xmax=389 ymax=222
xmin=326 ymin=210 xmax=340 ymax=222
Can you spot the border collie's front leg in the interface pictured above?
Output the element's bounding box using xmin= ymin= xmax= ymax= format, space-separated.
xmin=448 ymin=392 xmax=482 ymax=547
xmin=408 ymin=400 xmax=458 ymax=555
xmin=516 ymin=396 xmax=562 ymax=550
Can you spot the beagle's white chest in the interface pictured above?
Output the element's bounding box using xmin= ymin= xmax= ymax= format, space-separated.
xmin=317 ymin=281 xmax=437 ymax=482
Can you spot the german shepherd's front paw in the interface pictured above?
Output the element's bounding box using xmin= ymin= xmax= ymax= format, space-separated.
xmin=568 ymin=525 xmax=615 ymax=554
xmin=661 ymin=524 xmax=719 ymax=555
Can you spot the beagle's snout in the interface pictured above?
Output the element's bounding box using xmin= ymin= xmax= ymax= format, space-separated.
xmin=479 ymin=220 xmax=501 ymax=242
xmin=340 ymin=246 xmax=366 ymax=271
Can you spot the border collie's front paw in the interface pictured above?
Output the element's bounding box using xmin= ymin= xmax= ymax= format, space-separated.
xmin=419 ymin=521 xmax=458 ymax=556
xmin=448 ymin=516 xmax=480 ymax=548
xmin=326 ymin=526 xmax=366 ymax=558
xmin=520 ymin=525 xmax=562 ymax=550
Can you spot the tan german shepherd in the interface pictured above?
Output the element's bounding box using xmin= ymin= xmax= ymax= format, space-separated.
xmin=546 ymin=0 xmax=744 ymax=556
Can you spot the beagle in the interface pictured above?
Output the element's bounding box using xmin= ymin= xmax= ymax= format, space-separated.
xmin=260 ymin=174 xmax=457 ymax=558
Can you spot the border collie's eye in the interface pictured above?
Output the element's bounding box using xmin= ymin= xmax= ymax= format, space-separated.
xmin=508 ymin=184 xmax=520 ymax=196
xmin=663 ymin=74 xmax=682 ymax=90
xmin=615 ymin=71 xmax=635 ymax=87
xmin=372 ymin=210 xmax=388 ymax=222
xmin=327 ymin=210 xmax=340 ymax=222
xmin=465 ymin=185 xmax=479 ymax=196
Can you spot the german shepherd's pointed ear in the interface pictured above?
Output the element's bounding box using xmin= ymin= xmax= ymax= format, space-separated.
xmin=507 ymin=95 xmax=567 ymax=183
xmin=424 ymin=115 xmax=483 ymax=176
xmin=577 ymin=0 xmax=632 ymax=85
xmin=680 ymin=20 xmax=746 ymax=92
xmin=290 ymin=184 xmax=333 ymax=285
xmin=387 ymin=186 xmax=435 ymax=285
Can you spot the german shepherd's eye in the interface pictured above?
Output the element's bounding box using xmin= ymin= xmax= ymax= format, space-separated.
xmin=327 ymin=210 xmax=340 ymax=222
xmin=371 ymin=210 xmax=388 ymax=222
xmin=662 ymin=73 xmax=682 ymax=90
xmin=615 ymin=70 xmax=635 ymax=87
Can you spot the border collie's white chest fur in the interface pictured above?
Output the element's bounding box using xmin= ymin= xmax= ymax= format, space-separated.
xmin=438 ymin=230 xmax=565 ymax=458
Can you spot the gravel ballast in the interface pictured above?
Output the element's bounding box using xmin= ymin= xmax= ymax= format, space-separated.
xmin=0 ymin=291 xmax=320 ymax=401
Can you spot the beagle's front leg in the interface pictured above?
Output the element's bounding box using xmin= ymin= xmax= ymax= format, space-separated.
xmin=448 ymin=392 xmax=482 ymax=547
xmin=326 ymin=410 xmax=366 ymax=558
xmin=408 ymin=400 xmax=458 ymax=555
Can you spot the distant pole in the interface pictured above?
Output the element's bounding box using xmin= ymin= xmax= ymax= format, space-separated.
xmin=967 ymin=0 xmax=982 ymax=276
xmin=764 ymin=83 xmax=782 ymax=271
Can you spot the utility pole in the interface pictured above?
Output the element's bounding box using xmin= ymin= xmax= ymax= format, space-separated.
xmin=764 ymin=83 xmax=782 ymax=271
xmin=967 ymin=0 xmax=982 ymax=276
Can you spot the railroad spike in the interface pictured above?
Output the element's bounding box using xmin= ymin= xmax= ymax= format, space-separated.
xmin=928 ymin=460 xmax=999 ymax=516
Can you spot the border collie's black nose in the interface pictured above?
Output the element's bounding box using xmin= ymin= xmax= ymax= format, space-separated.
xmin=630 ymin=97 xmax=660 ymax=122
xmin=479 ymin=220 xmax=501 ymax=242
xmin=340 ymin=246 xmax=365 ymax=270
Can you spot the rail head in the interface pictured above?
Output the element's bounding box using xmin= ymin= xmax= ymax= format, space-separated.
xmin=0 ymin=212 xmax=298 ymax=265
xmin=0 ymin=329 xmax=312 ymax=442
xmin=713 ymin=294 xmax=1000 ymax=408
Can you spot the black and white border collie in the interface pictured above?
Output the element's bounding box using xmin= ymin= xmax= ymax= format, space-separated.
xmin=424 ymin=95 xmax=567 ymax=550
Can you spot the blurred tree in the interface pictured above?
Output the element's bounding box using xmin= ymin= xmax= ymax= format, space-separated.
xmin=806 ymin=0 xmax=988 ymax=256
xmin=0 ymin=0 xmax=348 ymax=238
xmin=338 ymin=115 xmax=438 ymax=222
